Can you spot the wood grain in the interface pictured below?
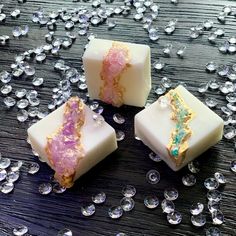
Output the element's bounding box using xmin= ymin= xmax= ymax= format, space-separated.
xmin=0 ymin=0 xmax=236 ymax=235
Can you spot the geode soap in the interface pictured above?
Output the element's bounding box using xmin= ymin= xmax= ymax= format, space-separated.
xmin=27 ymin=97 xmax=117 ymax=188
xmin=82 ymin=38 xmax=151 ymax=107
xmin=135 ymin=85 xmax=224 ymax=171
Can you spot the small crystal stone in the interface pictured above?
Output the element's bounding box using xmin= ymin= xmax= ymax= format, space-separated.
xmin=208 ymin=33 xmax=217 ymax=43
xmin=167 ymin=211 xmax=182 ymax=225
xmin=146 ymin=169 xmax=160 ymax=184
xmin=226 ymin=93 xmax=236 ymax=103
xmin=57 ymin=228 xmax=73 ymax=236
xmin=203 ymin=20 xmax=214 ymax=30
xmin=0 ymin=169 xmax=7 ymax=181
xmin=190 ymin=202 xmax=204 ymax=215
xmin=205 ymin=98 xmax=218 ymax=108
xmin=122 ymin=185 xmax=136 ymax=197
xmin=230 ymin=160 xmax=236 ymax=173
xmin=214 ymin=172 xmax=226 ymax=184
xmin=32 ymin=77 xmax=44 ymax=86
xmin=6 ymin=171 xmax=20 ymax=183
xmin=228 ymin=36 xmax=236 ymax=44
xmin=11 ymin=9 xmax=21 ymax=18
xmin=209 ymin=80 xmax=220 ymax=90
xmin=188 ymin=161 xmax=200 ymax=173
xmin=182 ymin=174 xmax=196 ymax=186
xmin=214 ymin=28 xmax=225 ymax=37
xmin=218 ymin=41 xmax=229 ymax=54
xmin=65 ymin=21 xmax=74 ymax=30
xmin=161 ymin=199 xmax=175 ymax=213
xmin=144 ymin=195 xmax=159 ymax=209
xmin=0 ymin=158 xmax=11 ymax=169
xmin=0 ymin=71 xmax=11 ymax=83
xmin=0 ymin=181 xmax=14 ymax=194
xmin=113 ymin=113 xmax=125 ymax=124
xmin=10 ymin=161 xmax=23 ymax=172
xmin=38 ymin=183 xmax=52 ymax=195
xmin=149 ymin=28 xmax=159 ymax=41
xmin=153 ymin=59 xmax=165 ymax=70
xmin=204 ymin=178 xmax=219 ymax=190
xmin=205 ymin=227 xmax=221 ymax=236
xmin=206 ymin=62 xmax=217 ymax=72
xmin=164 ymin=188 xmax=178 ymax=201
xmin=17 ymin=99 xmax=29 ymax=109
xmin=177 ymin=46 xmax=186 ymax=58
xmin=17 ymin=110 xmax=28 ymax=122
xmin=53 ymin=183 xmax=66 ymax=194
xmin=191 ymin=214 xmax=206 ymax=227
xmin=116 ymin=130 xmax=125 ymax=141
xmin=81 ymin=204 xmax=95 ymax=217
xmin=208 ymin=201 xmax=221 ymax=213
xmin=207 ymin=190 xmax=222 ymax=202
xmin=0 ymin=13 xmax=6 ymax=22
xmin=3 ymin=97 xmax=16 ymax=108
xmin=148 ymin=152 xmax=162 ymax=162
xmin=116 ymin=233 xmax=127 ymax=236
xmin=107 ymin=19 xmax=116 ymax=29
xmin=120 ymin=197 xmax=135 ymax=211
xmin=163 ymin=44 xmax=172 ymax=57
xmin=223 ymin=126 xmax=235 ymax=139
xmin=15 ymin=89 xmax=27 ymax=98
xmin=21 ymin=25 xmax=29 ymax=36
xmin=218 ymin=65 xmax=229 ymax=77
xmin=155 ymin=86 xmax=166 ymax=95
xmin=1 ymin=84 xmax=12 ymax=95
xmin=108 ymin=206 xmax=123 ymax=219
xmin=13 ymin=225 xmax=28 ymax=236
xmin=12 ymin=26 xmax=22 ymax=37
xmin=212 ymin=210 xmax=224 ymax=225
xmin=27 ymin=162 xmax=40 ymax=174
xmin=92 ymin=192 xmax=106 ymax=204
xmin=36 ymin=53 xmax=46 ymax=62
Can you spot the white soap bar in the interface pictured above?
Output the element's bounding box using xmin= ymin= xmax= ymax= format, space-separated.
xmin=135 ymin=85 xmax=224 ymax=171
xmin=27 ymin=97 xmax=117 ymax=187
xmin=82 ymin=38 xmax=151 ymax=107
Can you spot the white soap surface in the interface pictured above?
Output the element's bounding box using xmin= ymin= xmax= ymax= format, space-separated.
xmin=135 ymin=85 xmax=224 ymax=171
xmin=82 ymin=38 xmax=151 ymax=107
xmin=27 ymin=98 xmax=117 ymax=184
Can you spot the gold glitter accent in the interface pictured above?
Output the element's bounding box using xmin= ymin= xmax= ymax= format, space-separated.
xmin=99 ymin=42 xmax=131 ymax=107
xmin=166 ymin=89 xmax=195 ymax=166
xmin=45 ymin=97 xmax=85 ymax=188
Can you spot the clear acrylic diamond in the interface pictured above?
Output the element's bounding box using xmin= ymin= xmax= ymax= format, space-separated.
xmin=12 ymin=26 xmax=22 ymax=37
xmin=53 ymin=183 xmax=66 ymax=194
xmin=182 ymin=174 xmax=196 ymax=186
xmin=144 ymin=195 xmax=159 ymax=209
xmin=6 ymin=171 xmax=20 ymax=183
xmin=3 ymin=97 xmax=16 ymax=108
xmin=0 ymin=158 xmax=11 ymax=169
xmin=164 ymin=188 xmax=178 ymax=201
xmin=122 ymin=185 xmax=136 ymax=197
xmin=36 ymin=53 xmax=46 ymax=62
xmin=177 ymin=46 xmax=186 ymax=58
xmin=148 ymin=152 xmax=162 ymax=162
xmin=146 ymin=169 xmax=160 ymax=184
xmin=116 ymin=130 xmax=125 ymax=141
xmin=17 ymin=110 xmax=28 ymax=122
xmin=10 ymin=160 xmax=23 ymax=171
xmin=57 ymin=228 xmax=73 ymax=236
xmin=1 ymin=84 xmax=12 ymax=95
xmin=223 ymin=126 xmax=236 ymax=139
xmin=205 ymin=227 xmax=221 ymax=236
xmin=190 ymin=202 xmax=204 ymax=215
xmin=15 ymin=89 xmax=27 ymax=98
xmin=153 ymin=59 xmax=165 ymax=70
xmin=149 ymin=28 xmax=159 ymax=41
xmin=214 ymin=172 xmax=226 ymax=184
xmin=81 ymin=204 xmax=95 ymax=217
xmin=17 ymin=99 xmax=29 ymax=109
xmin=167 ymin=211 xmax=182 ymax=225
xmin=212 ymin=210 xmax=224 ymax=225
xmin=208 ymin=201 xmax=220 ymax=213
xmin=206 ymin=62 xmax=217 ymax=72
xmin=38 ymin=183 xmax=52 ymax=195
xmin=205 ymin=98 xmax=218 ymax=108
xmin=207 ymin=190 xmax=222 ymax=202
xmin=0 ymin=169 xmax=7 ymax=181
xmin=32 ymin=77 xmax=44 ymax=86
xmin=120 ymin=197 xmax=135 ymax=211
xmin=0 ymin=71 xmax=12 ymax=83
xmin=188 ymin=161 xmax=200 ymax=173
xmin=203 ymin=20 xmax=213 ymax=30
xmin=230 ymin=160 xmax=236 ymax=173
xmin=161 ymin=77 xmax=172 ymax=88
xmin=161 ymin=199 xmax=175 ymax=213
xmin=209 ymin=80 xmax=220 ymax=90
xmin=27 ymin=162 xmax=40 ymax=174
xmin=92 ymin=192 xmax=106 ymax=204
xmin=13 ymin=225 xmax=28 ymax=236
xmin=0 ymin=181 xmax=14 ymax=194
xmin=113 ymin=113 xmax=125 ymax=124
xmin=204 ymin=178 xmax=219 ymax=190
xmin=108 ymin=206 xmax=123 ymax=219
xmin=191 ymin=214 xmax=206 ymax=227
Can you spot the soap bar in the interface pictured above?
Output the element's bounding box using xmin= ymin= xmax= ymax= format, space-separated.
xmin=27 ymin=97 xmax=117 ymax=188
xmin=135 ymin=85 xmax=224 ymax=171
xmin=82 ymin=38 xmax=151 ymax=107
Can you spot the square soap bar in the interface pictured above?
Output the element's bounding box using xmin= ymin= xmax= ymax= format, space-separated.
xmin=82 ymin=38 xmax=151 ymax=107
xmin=135 ymin=85 xmax=224 ymax=171
xmin=27 ymin=97 xmax=117 ymax=188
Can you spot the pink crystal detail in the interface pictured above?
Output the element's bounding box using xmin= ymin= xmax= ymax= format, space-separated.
xmin=46 ymin=97 xmax=85 ymax=188
xmin=100 ymin=42 xmax=130 ymax=107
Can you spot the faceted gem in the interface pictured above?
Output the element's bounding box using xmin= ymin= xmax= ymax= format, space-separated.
xmin=13 ymin=225 xmax=28 ymax=236
xmin=1 ymin=84 xmax=12 ymax=95
xmin=164 ymin=188 xmax=178 ymax=201
xmin=15 ymin=89 xmax=27 ymax=98
xmin=214 ymin=172 xmax=226 ymax=184
xmin=32 ymin=77 xmax=44 ymax=86
xmin=205 ymin=98 xmax=218 ymax=108
xmin=53 ymin=183 xmax=66 ymax=194
xmin=230 ymin=160 xmax=236 ymax=173
xmin=191 ymin=214 xmax=206 ymax=227
xmin=188 ymin=161 xmax=200 ymax=173
xmin=167 ymin=211 xmax=182 ymax=225
xmin=0 ymin=181 xmax=14 ymax=194
xmin=153 ymin=59 xmax=165 ymax=70
xmin=12 ymin=26 xmax=22 ymax=37
xmin=207 ymin=190 xmax=222 ymax=202
xmin=3 ymin=97 xmax=16 ymax=108
xmin=81 ymin=204 xmax=96 ymax=217
xmin=0 ymin=158 xmax=11 ymax=169
xmin=92 ymin=192 xmax=106 ymax=204
xmin=205 ymin=227 xmax=221 ymax=236
xmin=38 ymin=183 xmax=52 ymax=195
xmin=206 ymin=62 xmax=217 ymax=72
xmin=190 ymin=202 xmax=204 ymax=215
xmin=212 ymin=210 xmax=224 ymax=225
xmin=146 ymin=169 xmax=160 ymax=184
xmin=17 ymin=99 xmax=29 ymax=109
xmin=108 ymin=206 xmax=123 ymax=219
xmin=198 ymin=83 xmax=208 ymax=93
xmin=113 ymin=113 xmax=125 ymax=124
xmin=161 ymin=199 xmax=175 ymax=213
xmin=182 ymin=174 xmax=196 ymax=186
xmin=155 ymin=86 xmax=166 ymax=95
xmin=144 ymin=195 xmax=159 ymax=209
xmin=208 ymin=201 xmax=221 ymax=213
xmin=0 ymin=169 xmax=7 ymax=181
xmin=27 ymin=162 xmax=40 ymax=174
xmin=177 ymin=46 xmax=186 ymax=58
xmin=6 ymin=171 xmax=20 ymax=183
xmin=120 ymin=197 xmax=135 ymax=211
xmin=116 ymin=130 xmax=125 ymax=141
xmin=57 ymin=228 xmax=73 ymax=236
xmin=148 ymin=152 xmax=162 ymax=162
xmin=17 ymin=110 xmax=28 ymax=122
xmin=204 ymin=178 xmax=219 ymax=190
xmin=122 ymin=185 xmax=136 ymax=197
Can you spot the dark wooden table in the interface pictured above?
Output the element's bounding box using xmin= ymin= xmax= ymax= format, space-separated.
xmin=0 ymin=0 xmax=236 ymax=235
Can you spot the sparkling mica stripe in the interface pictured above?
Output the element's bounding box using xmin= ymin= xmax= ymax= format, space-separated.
xmin=99 ymin=42 xmax=130 ymax=107
xmin=166 ymin=90 xmax=194 ymax=166
xmin=45 ymin=97 xmax=85 ymax=188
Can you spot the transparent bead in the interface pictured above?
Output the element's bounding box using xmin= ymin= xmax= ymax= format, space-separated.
xmin=167 ymin=211 xmax=182 ymax=225
xmin=32 ymin=77 xmax=44 ymax=86
xmin=182 ymin=174 xmax=196 ymax=186
xmin=206 ymin=62 xmax=217 ymax=72
xmin=214 ymin=172 xmax=226 ymax=184
xmin=122 ymin=185 xmax=136 ymax=197
xmin=190 ymin=202 xmax=204 ymax=215
xmin=212 ymin=210 xmax=224 ymax=225
xmin=207 ymin=190 xmax=222 ymax=202
xmin=6 ymin=171 xmax=20 ymax=183
xmin=0 ymin=181 xmax=14 ymax=194
xmin=208 ymin=201 xmax=221 ymax=213
xmin=17 ymin=110 xmax=28 ymax=122
xmin=208 ymin=80 xmax=220 ymax=90
xmin=177 ymin=46 xmax=186 ymax=58
xmin=161 ymin=77 xmax=172 ymax=88
xmin=230 ymin=160 xmax=236 ymax=173
xmin=13 ymin=225 xmax=28 ymax=236
xmin=148 ymin=152 xmax=162 ymax=162
xmin=223 ymin=126 xmax=236 ymax=139
xmin=113 ymin=113 xmax=125 ymax=124
xmin=188 ymin=161 xmax=200 ymax=173
xmin=17 ymin=99 xmax=29 ymax=109
xmin=203 ymin=20 xmax=213 ymax=30
xmin=108 ymin=206 xmax=123 ymax=219
xmin=163 ymin=44 xmax=172 ymax=57
xmin=161 ymin=199 xmax=175 ymax=213
xmin=205 ymin=98 xmax=218 ymax=108
xmin=3 ymin=97 xmax=16 ymax=108
xmin=144 ymin=195 xmax=159 ymax=209
xmin=116 ymin=130 xmax=125 ymax=141
xmin=53 ymin=183 xmax=67 ymax=194
xmin=164 ymin=188 xmax=178 ymax=201
xmin=0 ymin=169 xmax=7 ymax=181
xmin=149 ymin=28 xmax=159 ymax=41
xmin=155 ymin=86 xmax=166 ymax=95
xmin=15 ymin=88 xmax=27 ymax=98
xmin=38 ymin=183 xmax=52 ymax=195
xmin=27 ymin=162 xmax=40 ymax=174
xmin=92 ymin=192 xmax=106 ymax=204
xmin=81 ymin=204 xmax=95 ymax=217
xmin=146 ymin=169 xmax=160 ymax=184
xmin=204 ymin=178 xmax=219 ymax=190
xmin=107 ymin=19 xmax=116 ymax=30
xmin=120 ymin=197 xmax=135 ymax=211
xmin=153 ymin=59 xmax=165 ymax=70
xmin=191 ymin=214 xmax=206 ymax=227
xmin=0 ymin=158 xmax=11 ymax=169
xmin=1 ymin=84 xmax=12 ymax=95
xmin=57 ymin=228 xmax=73 ymax=236
xmin=205 ymin=227 xmax=221 ymax=236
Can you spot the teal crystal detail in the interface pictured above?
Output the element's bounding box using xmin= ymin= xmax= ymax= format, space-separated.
xmin=171 ymin=147 xmax=179 ymax=157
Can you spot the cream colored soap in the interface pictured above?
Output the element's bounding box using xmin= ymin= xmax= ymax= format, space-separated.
xmin=135 ymin=85 xmax=224 ymax=171
xmin=82 ymin=38 xmax=151 ymax=107
xmin=27 ymin=97 xmax=117 ymax=187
